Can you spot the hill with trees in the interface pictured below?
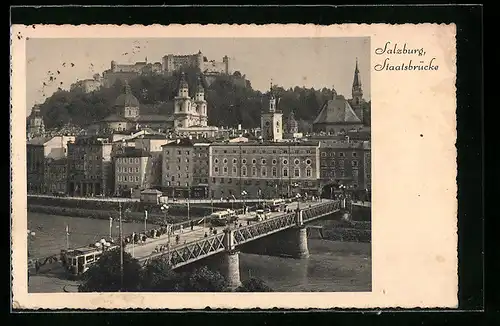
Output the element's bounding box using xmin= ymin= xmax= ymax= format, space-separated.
xmin=36 ymin=67 xmax=371 ymax=131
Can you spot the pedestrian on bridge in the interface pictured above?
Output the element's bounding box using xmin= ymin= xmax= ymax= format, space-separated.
xmin=175 ymin=234 xmax=180 ymax=245
xmin=180 ymin=225 xmax=184 ymax=234
xmin=190 ymin=220 xmax=194 ymax=231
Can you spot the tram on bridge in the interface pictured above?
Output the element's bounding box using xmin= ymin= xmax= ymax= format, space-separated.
xmin=60 ymin=240 xmax=118 ymax=277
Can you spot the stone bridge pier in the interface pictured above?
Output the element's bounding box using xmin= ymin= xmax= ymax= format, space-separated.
xmin=221 ymin=228 xmax=242 ymax=290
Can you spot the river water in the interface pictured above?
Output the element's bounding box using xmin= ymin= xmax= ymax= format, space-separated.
xmin=28 ymin=212 xmax=371 ymax=292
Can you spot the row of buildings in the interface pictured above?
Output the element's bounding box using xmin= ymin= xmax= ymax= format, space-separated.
xmin=28 ymin=132 xmax=371 ymax=200
xmin=27 ymin=59 xmax=371 ymax=200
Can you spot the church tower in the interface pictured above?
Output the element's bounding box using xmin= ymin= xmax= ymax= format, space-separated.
xmin=174 ymin=72 xmax=193 ymax=129
xmin=260 ymin=81 xmax=283 ymax=142
xmin=27 ymin=104 xmax=45 ymax=139
xmin=194 ymin=74 xmax=208 ymax=127
xmin=351 ymin=58 xmax=364 ymax=123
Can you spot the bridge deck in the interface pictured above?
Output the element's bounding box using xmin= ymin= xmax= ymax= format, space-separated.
xmin=136 ymin=199 xmax=340 ymax=269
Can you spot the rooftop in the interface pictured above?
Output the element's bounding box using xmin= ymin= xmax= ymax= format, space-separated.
xmin=313 ymin=98 xmax=362 ymax=125
xmin=114 ymin=147 xmax=151 ymax=158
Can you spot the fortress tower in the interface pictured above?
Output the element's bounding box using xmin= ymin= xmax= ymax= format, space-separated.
xmin=260 ymin=81 xmax=283 ymax=142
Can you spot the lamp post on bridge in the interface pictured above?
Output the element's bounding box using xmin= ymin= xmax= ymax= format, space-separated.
xmin=160 ymin=203 xmax=171 ymax=264
xmin=241 ymin=190 xmax=248 ymax=214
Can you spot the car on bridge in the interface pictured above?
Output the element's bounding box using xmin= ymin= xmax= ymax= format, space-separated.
xmin=208 ymin=209 xmax=238 ymax=226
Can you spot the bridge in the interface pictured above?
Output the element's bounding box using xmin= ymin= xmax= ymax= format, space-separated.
xmin=135 ymin=199 xmax=341 ymax=289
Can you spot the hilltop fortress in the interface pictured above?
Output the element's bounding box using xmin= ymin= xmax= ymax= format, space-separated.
xmin=92 ymin=50 xmax=232 ymax=89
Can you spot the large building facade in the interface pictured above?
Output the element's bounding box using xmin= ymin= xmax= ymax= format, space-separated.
xmin=114 ymin=148 xmax=153 ymax=196
xmin=318 ymin=140 xmax=371 ymax=199
xmin=208 ymin=141 xmax=321 ymax=199
xmin=27 ymin=135 xmax=75 ymax=194
xmin=66 ymin=136 xmax=114 ymax=196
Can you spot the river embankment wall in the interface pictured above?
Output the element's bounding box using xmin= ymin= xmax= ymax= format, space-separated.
xmin=27 ymin=196 xmax=219 ymax=224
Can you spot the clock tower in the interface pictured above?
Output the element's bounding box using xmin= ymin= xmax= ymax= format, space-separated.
xmin=260 ymin=81 xmax=283 ymax=142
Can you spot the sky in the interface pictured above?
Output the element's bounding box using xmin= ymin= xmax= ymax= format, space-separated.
xmin=26 ymin=37 xmax=370 ymax=116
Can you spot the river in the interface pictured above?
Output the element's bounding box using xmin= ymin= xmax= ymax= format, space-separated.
xmin=28 ymin=212 xmax=371 ymax=292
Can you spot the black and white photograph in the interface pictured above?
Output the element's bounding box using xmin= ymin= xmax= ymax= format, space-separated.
xmin=12 ymin=23 xmax=459 ymax=310
xmin=24 ymin=36 xmax=372 ymax=294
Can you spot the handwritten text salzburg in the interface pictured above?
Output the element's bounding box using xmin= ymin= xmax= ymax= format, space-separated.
xmin=374 ymin=41 xmax=439 ymax=71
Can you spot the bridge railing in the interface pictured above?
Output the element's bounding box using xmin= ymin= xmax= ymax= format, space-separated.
xmin=233 ymin=212 xmax=296 ymax=246
xmin=139 ymin=232 xmax=226 ymax=269
xmin=302 ymin=201 xmax=340 ymax=222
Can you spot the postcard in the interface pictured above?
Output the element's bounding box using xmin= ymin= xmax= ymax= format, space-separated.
xmin=11 ymin=23 xmax=457 ymax=310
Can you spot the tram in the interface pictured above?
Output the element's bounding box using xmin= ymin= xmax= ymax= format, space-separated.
xmin=60 ymin=240 xmax=118 ymax=278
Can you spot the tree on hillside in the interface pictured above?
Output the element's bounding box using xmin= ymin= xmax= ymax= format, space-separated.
xmin=236 ymin=278 xmax=274 ymax=292
xmin=141 ymin=257 xmax=182 ymax=292
xmin=78 ymin=248 xmax=142 ymax=292
xmin=175 ymin=266 xmax=228 ymax=292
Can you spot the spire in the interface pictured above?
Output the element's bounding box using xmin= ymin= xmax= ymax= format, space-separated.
xmin=353 ymin=58 xmax=361 ymax=88
xmin=196 ymin=74 xmax=204 ymax=92
xmin=269 ymin=79 xmax=275 ymax=99
xmin=332 ymin=85 xmax=337 ymax=99
xmin=124 ymin=80 xmax=131 ymax=94
xmin=179 ymin=72 xmax=188 ymax=89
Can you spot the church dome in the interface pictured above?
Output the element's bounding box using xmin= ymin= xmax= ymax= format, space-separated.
xmin=114 ymin=82 xmax=139 ymax=107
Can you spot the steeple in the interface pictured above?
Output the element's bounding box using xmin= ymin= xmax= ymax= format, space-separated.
xmin=352 ymin=57 xmax=362 ymax=89
xmin=196 ymin=74 xmax=204 ymax=93
xmin=268 ymin=80 xmax=276 ymax=112
xmin=332 ymin=85 xmax=337 ymax=100
xmin=124 ymin=80 xmax=132 ymax=95
xmin=351 ymin=58 xmax=364 ymax=123
xmin=178 ymin=72 xmax=189 ymax=98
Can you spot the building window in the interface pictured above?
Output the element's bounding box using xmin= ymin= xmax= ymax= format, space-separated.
xmin=283 ymin=168 xmax=289 ymax=177
xmin=339 ymin=152 xmax=345 ymax=158
xmin=330 ymin=152 xmax=335 ymax=157
xmin=306 ymin=168 xmax=312 ymax=177
xmin=233 ymin=158 xmax=237 ymax=164
xmin=129 ymin=158 xmax=133 ymax=164
xmin=232 ymin=166 xmax=237 ymax=174
xmin=214 ymin=158 xmax=219 ymax=164
xmin=306 ymin=159 xmax=311 ymax=165
xmin=294 ymin=168 xmax=300 ymax=177
xmin=252 ymin=159 xmax=256 ymax=164
xmin=272 ymin=159 xmax=277 ymax=165
xmin=261 ymin=167 xmax=267 ymax=177
xmin=242 ymin=159 xmax=247 ymax=164
xmin=135 ymin=176 xmax=139 ymax=182
xmin=223 ymin=158 xmax=228 ymax=164
xmin=262 ymin=159 xmax=266 ymax=165
xmin=353 ymin=170 xmax=359 ymax=180
xmin=135 ymin=158 xmax=139 ymax=164
xmin=339 ymin=160 xmax=345 ymax=168
xmin=272 ymin=167 xmax=277 ymax=177
xmin=214 ymin=166 xmax=219 ymax=173
xmin=352 ymin=160 xmax=358 ymax=167
xmin=252 ymin=166 xmax=257 ymax=176
xmin=223 ymin=166 xmax=228 ymax=174
xmin=294 ymin=159 xmax=300 ymax=165
xmin=352 ymin=152 xmax=358 ymax=158
xmin=186 ymin=151 xmax=190 ymax=155
xmin=135 ymin=167 xmax=139 ymax=173
xmin=283 ymin=159 xmax=288 ymax=165
xmin=242 ymin=166 xmax=247 ymax=176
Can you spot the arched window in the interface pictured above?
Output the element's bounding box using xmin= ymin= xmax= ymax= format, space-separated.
xmin=294 ymin=168 xmax=300 ymax=177
xmin=283 ymin=168 xmax=289 ymax=177
xmin=241 ymin=166 xmax=247 ymax=176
